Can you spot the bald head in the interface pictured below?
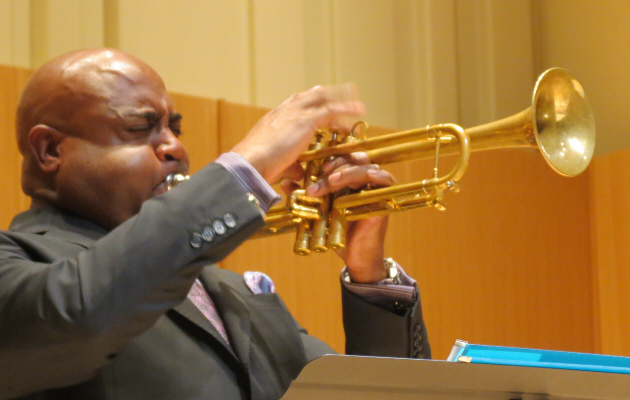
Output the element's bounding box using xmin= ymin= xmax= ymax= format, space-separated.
xmin=16 ymin=48 xmax=188 ymax=229
xmin=17 ymin=48 xmax=163 ymax=153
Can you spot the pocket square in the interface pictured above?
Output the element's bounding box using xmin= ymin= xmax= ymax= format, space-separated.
xmin=244 ymin=271 xmax=275 ymax=294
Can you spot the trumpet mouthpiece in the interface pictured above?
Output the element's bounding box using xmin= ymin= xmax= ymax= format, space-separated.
xmin=165 ymin=173 xmax=190 ymax=191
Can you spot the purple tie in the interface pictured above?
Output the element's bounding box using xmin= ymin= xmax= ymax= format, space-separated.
xmin=187 ymin=279 xmax=230 ymax=344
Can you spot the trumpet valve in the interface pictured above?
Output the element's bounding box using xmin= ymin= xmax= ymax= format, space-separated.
xmin=326 ymin=211 xmax=347 ymax=250
xmin=310 ymin=197 xmax=331 ymax=253
xmin=310 ymin=217 xmax=329 ymax=253
xmin=293 ymin=221 xmax=312 ymax=256
xmin=310 ymin=239 xmax=328 ymax=253
xmin=327 ymin=234 xmax=346 ymax=250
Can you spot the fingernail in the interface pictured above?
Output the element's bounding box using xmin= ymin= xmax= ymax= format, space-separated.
xmin=322 ymin=162 xmax=332 ymax=174
xmin=328 ymin=172 xmax=340 ymax=183
xmin=322 ymin=159 xmax=337 ymax=173
xmin=306 ymin=182 xmax=320 ymax=195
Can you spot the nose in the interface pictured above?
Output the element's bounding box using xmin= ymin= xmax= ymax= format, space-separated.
xmin=155 ymin=128 xmax=189 ymax=164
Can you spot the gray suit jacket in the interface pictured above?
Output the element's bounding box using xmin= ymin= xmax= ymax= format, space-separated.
xmin=0 ymin=163 xmax=430 ymax=400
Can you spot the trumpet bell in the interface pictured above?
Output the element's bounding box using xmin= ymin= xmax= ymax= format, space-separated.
xmin=533 ymin=68 xmax=595 ymax=177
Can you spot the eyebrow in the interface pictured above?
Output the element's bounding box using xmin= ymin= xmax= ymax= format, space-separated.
xmin=123 ymin=109 xmax=160 ymax=122
xmin=169 ymin=112 xmax=182 ymax=123
xmin=122 ymin=110 xmax=182 ymax=123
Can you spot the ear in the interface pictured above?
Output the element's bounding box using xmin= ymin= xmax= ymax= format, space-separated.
xmin=27 ymin=124 xmax=67 ymax=173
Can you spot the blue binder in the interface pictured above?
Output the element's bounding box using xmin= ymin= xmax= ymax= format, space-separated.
xmin=447 ymin=340 xmax=630 ymax=374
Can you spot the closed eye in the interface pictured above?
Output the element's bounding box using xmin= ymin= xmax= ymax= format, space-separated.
xmin=169 ymin=112 xmax=183 ymax=136
xmin=127 ymin=125 xmax=152 ymax=132
xmin=169 ymin=123 xmax=183 ymax=137
xmin=126 ymin=125 xmax=154 ymax=134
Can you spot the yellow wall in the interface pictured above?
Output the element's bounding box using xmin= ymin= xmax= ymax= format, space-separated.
xmin=29 ymin=0 xmax=103 ymax=66
xmin=533 ymin=0 xmax=630 ymax=155
xmin=5 ymin=0 xmax=627 ymax=155
xmin=6 ymin=0 xmax=630 ymax=154
xmin=1 ymin=0 xmax=535 ymax=135
xmin=0 ymin=0 xmax=30 ymax=67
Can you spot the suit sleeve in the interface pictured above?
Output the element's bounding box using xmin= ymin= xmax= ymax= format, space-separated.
xmin=341 ymin=283 xmax=431 ymax=359
xmin=0 ymin=163 xmax=265 ymax=398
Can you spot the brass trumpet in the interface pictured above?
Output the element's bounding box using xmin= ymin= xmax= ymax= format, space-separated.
xmin=168 ymin=68 xmax=596 ymax=256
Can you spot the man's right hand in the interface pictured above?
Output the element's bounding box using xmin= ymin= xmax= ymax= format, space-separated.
xmin=230 ymin=84 xmax=365 ymax=184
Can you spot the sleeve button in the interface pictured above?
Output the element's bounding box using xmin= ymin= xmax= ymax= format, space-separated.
xmin=213 ymin=220 xmax=227 ymax=235
xmin=201 ymin=226 xmax=214 ymax=242
xmin=223 ymin=213 xmax=237 ymax=228
xmin=190 ymin=232 xmax=203 ymax=248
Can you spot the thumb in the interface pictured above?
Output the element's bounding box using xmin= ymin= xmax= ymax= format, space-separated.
xmin=273 ymin=161 xmax=304 ymax=184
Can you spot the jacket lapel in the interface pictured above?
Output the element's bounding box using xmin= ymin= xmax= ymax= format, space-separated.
xmin=200 ymin=268 xmax=252 ymax=372
xmin=171 ymin=297 xmax=236 ymax=350
xmin=168 ymin=266 xmax=253 ymax=372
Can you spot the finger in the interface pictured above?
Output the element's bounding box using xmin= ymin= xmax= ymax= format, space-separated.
xmin=276 ymin=161 xmax=304 ymax=183
xmin=300 ymin=102 xmax=364 ymax=134
xmin=285 ymin=84 xmax=360 ymax=111
xmin=330 ymin=165 xmax=395 ymax=190
xmin=324 ymin=102 xmax=365 ymax=131
xmin=324 ymin=83 xmax=363 ymax=128
xmin=306 ymin=164 xmax=396 ymax=196
xmin=279 ymin=97 xmax=364 ymax=138
xmin=280 ymin=179 xmax=301 ymax=196
xmin=335 ymin=165 xmax=396 ymax=190
xmin=322 ymin=152 xmax=370 ymax=174
xmin=278 ymin=85 xmax=327 ymax=109
xmin=302 ymin=84 xmax=365 ymax=130
xmin=364 ymin=167 xmax=397 ymax=187
xmin=324 ymin=82 xmax=358 ymax=102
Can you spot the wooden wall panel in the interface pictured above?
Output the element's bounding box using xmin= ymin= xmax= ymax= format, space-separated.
xmin=215 ymin=100 xmax=270 ymax=154
xmin=0 ymin=64 xmax=32 ymax=230
xmin=589 ymin=148 xmax=630 ymax=357
xmin=386 ymin=149 xmax=594 ymax=359
xmin=170 ymin=93 xmax=220 ymax=173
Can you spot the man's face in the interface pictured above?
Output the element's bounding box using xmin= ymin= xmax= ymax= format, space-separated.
xmin=53 ymin=61 xmax=189 ymax=230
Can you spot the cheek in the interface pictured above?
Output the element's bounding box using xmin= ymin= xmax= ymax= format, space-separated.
xmin=105 ymin=146 xmax=158 ymax=181
xmin=112 ymin=149 xmax=162 ymax=203
xmin=56 ymin=143 xmax=159 ymax=225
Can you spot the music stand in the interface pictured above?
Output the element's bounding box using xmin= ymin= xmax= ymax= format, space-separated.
xmin=282 ymin=354 xmax=630 ymax=399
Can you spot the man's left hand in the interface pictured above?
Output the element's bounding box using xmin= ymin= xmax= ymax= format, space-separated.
xmin=289 ymin=152 xmax=396 ymax=283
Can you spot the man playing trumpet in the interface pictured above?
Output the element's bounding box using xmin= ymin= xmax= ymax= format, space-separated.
xmin=0 ymin=48 xmax=430 ymax=399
